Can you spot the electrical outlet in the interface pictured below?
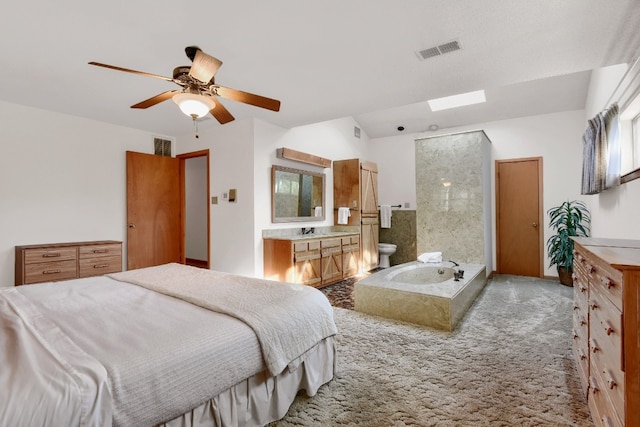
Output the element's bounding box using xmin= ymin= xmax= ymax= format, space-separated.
xmin=223 ymin=192 xmax=228 ymax=199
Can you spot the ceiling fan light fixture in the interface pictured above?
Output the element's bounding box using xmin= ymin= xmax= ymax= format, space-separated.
xmin=172 ymin=92 xmax=216 ymax=119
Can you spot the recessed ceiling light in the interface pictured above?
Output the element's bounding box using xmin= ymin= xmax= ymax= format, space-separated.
xmin=427 ymin=90 xmax=486 ymax=112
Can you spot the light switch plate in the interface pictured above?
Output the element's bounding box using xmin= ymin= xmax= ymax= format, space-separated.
xmin=211 ymin=196 xmax=218 ymax=204
xmin=229 ymin=188 xmax=237 ymax=202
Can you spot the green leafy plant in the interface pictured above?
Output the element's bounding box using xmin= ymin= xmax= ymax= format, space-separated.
xmin=546 ymin=200 xmax=591 ymax=271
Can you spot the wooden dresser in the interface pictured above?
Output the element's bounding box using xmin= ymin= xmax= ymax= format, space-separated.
xmin=572 ymin=237 xmax=640 ymax=427
xmin=15 ymin=240 xmax=123 ymax=286
xmin=264 ymin=233 xmax=360 ymax=288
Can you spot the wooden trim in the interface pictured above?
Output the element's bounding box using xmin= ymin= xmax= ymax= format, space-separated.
xmin=621 ymin=167 xmax=640 ymax=184
xmin=276 ymin=147 xmax=332 ymax=168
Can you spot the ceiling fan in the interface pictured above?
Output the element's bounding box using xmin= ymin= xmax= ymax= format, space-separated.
xmin=89 ymin=46 xmax=281 ymax=125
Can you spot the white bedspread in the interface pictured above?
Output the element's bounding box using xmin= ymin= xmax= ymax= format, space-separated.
xmin=1 ymin=265 xmax=337 ymax=426
xmin=0 ymin=288 xmax=112 ymax=427
xmin=108 ymin=263 xmax=338 ymax=376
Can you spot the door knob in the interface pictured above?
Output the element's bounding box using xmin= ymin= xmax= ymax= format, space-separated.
xmin=128 ymin=223 xmax=136 ymax=229
xmin=532 ymin=222 xmax=538 ymax=228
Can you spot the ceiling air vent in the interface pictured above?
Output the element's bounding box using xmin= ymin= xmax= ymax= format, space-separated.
xmin=416 ymin=39 xmax=462 ymax=61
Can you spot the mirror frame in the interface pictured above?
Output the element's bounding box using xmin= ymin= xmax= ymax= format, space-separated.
xmin=271 ymin=165 xmax=326 ymax=223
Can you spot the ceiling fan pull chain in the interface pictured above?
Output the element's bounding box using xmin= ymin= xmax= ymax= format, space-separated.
xmin=193 ymin=117 xmax=199 ymax=139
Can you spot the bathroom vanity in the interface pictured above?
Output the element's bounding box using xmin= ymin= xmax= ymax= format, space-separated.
xmin=263 ymin=232 xmax=360 ymax=288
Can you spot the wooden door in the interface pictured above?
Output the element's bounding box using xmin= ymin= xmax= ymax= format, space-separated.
xmin=332 ymin=159 xmax=361 ymax=225
xmin=360 ymin=161 xmax=379 ymax=271
xmin=496 ymin=157 xmax=543 ymax=277
xmin=126 ymin=151 xmax=183 ymax=270
xmin=321 ymin=239 xmax=343 ymax=285
xmin=361 ymin=217 xmax=379 ymax=271
xmin=360 ymin=161 xmax=379 ymax=215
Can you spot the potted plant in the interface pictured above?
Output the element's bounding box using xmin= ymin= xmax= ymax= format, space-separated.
xmin=546 ymin=200 xmax=591 ymax=286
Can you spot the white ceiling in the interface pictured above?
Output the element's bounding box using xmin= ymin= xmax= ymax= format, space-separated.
xmin=2 ymin=1 xmax=639 ymax=139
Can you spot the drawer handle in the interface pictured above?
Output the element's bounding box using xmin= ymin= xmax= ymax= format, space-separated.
xmin=43 ymin=269 xmax=61 ymax=274
xmin=603 ymin=321 xmax=614 ymax=336
xmin=92 ymin=249 xmax=108 ymax=254
xmin=42 ymin=252 xmax=61 ymax=258
xmin=602 ymin=278 xmax=615 ymax=290
xmin=579 ymin=348 xmax=587 ymax=361
xmin=93 ymin=264 xmax=109 ymax=269
xmin=589 ymin=338 xmax=600 ymax=353
xmin=590 ymin=301 xmax=598 ymax=310
xmin=606 ymin=372 xmax=617 ymax=390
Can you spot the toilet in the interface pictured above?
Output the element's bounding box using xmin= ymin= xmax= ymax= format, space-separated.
xmin=378 ymin=243 xmax=397 ymax=268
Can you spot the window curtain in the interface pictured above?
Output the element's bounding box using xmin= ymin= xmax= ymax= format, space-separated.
xmin=581 ymin=103 xmax=621 ymax=194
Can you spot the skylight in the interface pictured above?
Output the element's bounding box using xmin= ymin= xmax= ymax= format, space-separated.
xmin=427 ymin=90 xmax=486 ymax=111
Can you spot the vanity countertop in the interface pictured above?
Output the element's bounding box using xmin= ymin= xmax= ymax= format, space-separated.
xmin=264 ymin=231 xmax=359 ymax=241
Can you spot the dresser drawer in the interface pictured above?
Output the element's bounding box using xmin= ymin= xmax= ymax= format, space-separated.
xmin=572 ymin=343 xmax=589 ymax=397
xmin=79 ymin=255 xmax=122 ymax=278
xmin=589 ymin=365 xmax=624 ymax=427
xmin=79 ymin=243 xmax=122 ymax=259
xmin=24 ymin=260 xmax=78 ymax=284
xmin=24 ymin=247 xmax=77 ymax=264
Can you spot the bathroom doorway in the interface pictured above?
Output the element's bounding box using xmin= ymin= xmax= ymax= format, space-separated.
xmin=495 ymin=157 xmax=543 ymax=277
xmin=178 ymin=150 xmax=210 ymax=269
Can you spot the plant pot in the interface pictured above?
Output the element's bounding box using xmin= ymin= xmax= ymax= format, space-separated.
xmin=558 ymin=266 xmax=573 ymax=287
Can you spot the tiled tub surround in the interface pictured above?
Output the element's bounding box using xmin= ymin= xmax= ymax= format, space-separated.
xmin=355 ymin=261 xmax=487 ymax=331
xmin=415 ymin=131 xmax=492 ymax=270
xmin=378 ymin=209 xmax=417 ymax=266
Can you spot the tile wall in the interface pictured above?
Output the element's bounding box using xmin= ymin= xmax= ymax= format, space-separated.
xmin=415 ymin=130 xmax=491 ymax=265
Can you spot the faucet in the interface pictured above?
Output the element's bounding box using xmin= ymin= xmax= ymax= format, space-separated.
xmin=448 ymin=260 xmax=459 ymax=267
xmin=301 ymin=227 xmax=315 ymax=235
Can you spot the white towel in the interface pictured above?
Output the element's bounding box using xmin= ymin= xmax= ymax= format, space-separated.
xmin=380 ymin=205 xmax=392 ymax=228
xmin=417 ymin=251 xmax=442 ymax=263
xmin=337 ymin=207 xmax=351 ymax=225
xmin=314 ymin=206 xmax=323 ymax=217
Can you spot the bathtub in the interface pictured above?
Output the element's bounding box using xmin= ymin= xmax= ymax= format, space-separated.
xmin=354 ymin=261 xmax=487 ymax=331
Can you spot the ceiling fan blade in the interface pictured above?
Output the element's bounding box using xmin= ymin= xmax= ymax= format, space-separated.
xmin=208 ymin=96 xmax=235 ymax=124
xmin=88 ymin=62 xmax=174 ymax=82
xmin=188 ymin=50 xmax=223 ymax=83
xmin=131 ymin=90 xmax=180 ymax=109
xmin=214 ymin=86 xmax=281 ymax=112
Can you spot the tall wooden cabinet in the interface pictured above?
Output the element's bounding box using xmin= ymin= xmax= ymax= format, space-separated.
xmin=333 ymin=159 xmax=379 ymax=272
xmin=571 ymin=237 xmax=640 ymax=427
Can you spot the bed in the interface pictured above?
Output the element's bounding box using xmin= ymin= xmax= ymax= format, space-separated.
xmin=0 ymin=263 xmax=337 ymax=426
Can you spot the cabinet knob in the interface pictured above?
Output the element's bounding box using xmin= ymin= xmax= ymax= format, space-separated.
xmin=128 ymin=223 xmax=136 ymax=229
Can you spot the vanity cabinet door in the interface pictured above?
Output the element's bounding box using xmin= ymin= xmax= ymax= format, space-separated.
xmin=321 ymin=238 xmax=342 ymax=285
xmin=342 ymin=235 xmax=360 ymax=278
xmin=293 ymin=240 xmax=321 ymax=287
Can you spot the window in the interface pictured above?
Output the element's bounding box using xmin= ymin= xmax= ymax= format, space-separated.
xmin=620 ymin=92 xmax=640 ymax=182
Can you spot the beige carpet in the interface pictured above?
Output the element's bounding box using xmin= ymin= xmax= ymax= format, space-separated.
xmin=271 ymin=275 xmax=593 ymax=426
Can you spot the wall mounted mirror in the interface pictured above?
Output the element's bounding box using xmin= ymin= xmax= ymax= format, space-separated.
xmin=272 ymin=165 xmax=325 ymax=223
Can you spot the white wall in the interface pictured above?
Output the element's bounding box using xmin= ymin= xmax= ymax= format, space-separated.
xmin=176 ymin=119 xmax=256 ymax=277
xmin=368 ymin=110 xmax=587 ymax=277
xmin=252 ymin=117 xmax=371 ymax=276
xmin=582 ymin=63 xmax=640 ymax=240
xmin=185 ymin=156 xmax=208 ymax=260
xmin=0 ymin=101 xmax=154 ymax=286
